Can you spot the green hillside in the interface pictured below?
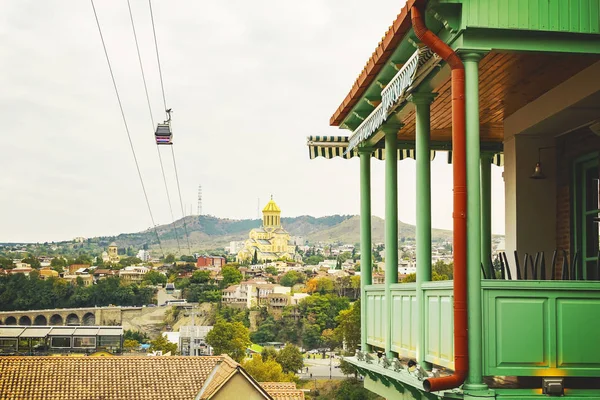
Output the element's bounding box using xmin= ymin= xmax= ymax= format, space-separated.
xmin=108 ymin=214 xmax=453 ymax=252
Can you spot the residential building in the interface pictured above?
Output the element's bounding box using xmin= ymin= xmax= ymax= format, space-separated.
xmin=136 ymin=249 xmax=151 ymax=262
xmin=228 ymin=241 xmax=246 ymax=254
xmin=9 ymin=266 xmax=32 ymax=276
xmin=67 ymin=264 xmax=90 ymax=275
xmin=118 ymin=266 xmax=149 ymax=284
xmin=39 ymin=267 xmax=59 ymax=279
xmin=236 ymin=198 xmax=297 ymax=263
xmin=93 ymin=269 xmax=117 ymax=281
xmin=0 ymin=355 xmax=305 ymax=400
xmin=63 ymin=274 xmax=93 ymax=286
xmin=196 ymin=255 xmax=226 ymax=268
xmin=222 ymin=280 xmax=291 ymax=309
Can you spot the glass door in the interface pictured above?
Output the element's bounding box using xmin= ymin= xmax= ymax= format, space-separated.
xmin=573 ymin=153 xmax=600 ymax=280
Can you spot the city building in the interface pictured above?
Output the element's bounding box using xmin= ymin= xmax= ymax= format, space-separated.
xmin=0 ymin=355 xmax=305 ymax=400
xmin=63 ymin=274 xmax=93 ymax=286
xmin=196 ymin=255 xmax=226 ymax=268
xmin=221 ymin=280 xmax=291 ymax=309
xmin=38 ymin=267 xmax=59 ymax=280
xmin=118 ymin=266 xmax=150 ymax=284
xmin=236 ymin=198 xmax=296 ymax=263
xmin=307 ymin=2 xmax=600 ymax=399
xmin=0 ymin=326 xmax=123 ymax=355
xmin=136 ymin=249 xmax=151 ymax=262
xmin=228 ymin=241 xmax=246 ymax=254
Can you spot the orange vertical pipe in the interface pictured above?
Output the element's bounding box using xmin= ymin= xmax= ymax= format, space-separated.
xmin=411 ymin=6 xmax=468 ymax=392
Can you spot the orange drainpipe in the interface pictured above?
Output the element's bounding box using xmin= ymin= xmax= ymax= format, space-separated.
xmin=411 ymin=6 xmax=468 ymax=393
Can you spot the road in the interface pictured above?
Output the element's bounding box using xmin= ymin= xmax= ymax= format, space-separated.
xmin=299 ymin=356 xmax=349 ymax=380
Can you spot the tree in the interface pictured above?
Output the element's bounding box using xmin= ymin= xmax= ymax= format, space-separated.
xmin=433 ymin=260 xmax=453 ymax=279
xmin=142 ymin=270 xmax=167 ymax=286
xmin=220 ymin=265 xmax=243 ymax=289
xmin=164 ymin=254 xmax=175 ymax=264
xmin=0 ymin=257 xmax=13 ymax=269
xmin=21 ymin=256 xmax=41 ymax=268
xmin=124 ymin=329 xmax=149 ymax=343
xmin=206 ymin=320 xmax=250 ymax=362
xmin=304 ymin=255 xmax=324 ymax=265
xmin=50 ymin=257 xmax=67 ymax=270
xmin=339 ymin=358 xmax=358 ymax=378
xmin=252 ymin=249 xmax=258 ymax=265
xmin=265 ymin=266 xmax=278 ymax=275
xmin=276 ymin=344 xmax=304 ymax=374
xmin=190 ymin=270 xmax=211 ymax=284
xmin=150 ymin=334 xmax=177 ymax=354
xmin=242 ymin=355 xmax=295 ymax=382
xmin=280 ymin=271 xmax=304 ymax=287
xmin=123 ymin=339 xmax=140 ymax=352
xmin=119 ymin=257 xmax=142 ymax=268
xmin=334 ymin=300 xmax=361 ymax=353
xmin=261 ymin=346 xmax=278 ymax=362
xmin=250 ymin=316 xmax=277 ymax=344
xmin=302 ymin=324 xmax=322 ymax=350
xmin=321 ymin=328 xmax=340 ymax=350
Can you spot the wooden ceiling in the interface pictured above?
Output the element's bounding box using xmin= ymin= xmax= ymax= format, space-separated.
xmin=396 ymin=51 xmax=599 ymax=143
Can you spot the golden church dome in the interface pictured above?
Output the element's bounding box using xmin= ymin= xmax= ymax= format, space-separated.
xmin=262 ymin=197 xmax=281 ymax=213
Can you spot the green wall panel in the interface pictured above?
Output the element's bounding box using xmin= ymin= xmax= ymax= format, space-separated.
xmin=366 ymin=287 xmax=386 ymax=349
xmin=483 ymin=281 xmax=600 ymax=377
xmin=557 ymin=299 xmax=600 ymax=368
xmin=452 ymin=0 xmax=600 ymax=34
xmin=390 ymin=287 xmax=417 ymax=358
xmin=423 ymin=286 xmax=455 ymax=370
xmin=495 ymin=298 xmax=548 ymax=366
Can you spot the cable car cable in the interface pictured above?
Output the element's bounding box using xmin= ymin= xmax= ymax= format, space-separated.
xmin=90 ymin=0 xmax=164 ymax=258
xmin=148 ymin=0 xmax=193 ymax=255
xmin=148 ymin=0 xmax=168 ymax=119
xmin=126 ymin=0 xmax=182 ymax=255
xmin=170 ymin=144 xmax=192 ymax=254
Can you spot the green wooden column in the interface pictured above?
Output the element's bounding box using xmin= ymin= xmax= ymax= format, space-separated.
xmin=462 ymin=52 xmax=487 ymax=391
xmin=410 ymin=93 xmax=436 ymax=368
xmin=359 ymin=146 xmax=373 ymax=353
xmin=384 ymin=128 xmax=399 ymax=358
xmin=480 ymin=154 xmax=492 ymax=271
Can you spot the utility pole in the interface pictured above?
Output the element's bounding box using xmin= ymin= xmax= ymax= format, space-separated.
xmin=198 ymin=185 xmax=202 ymax=216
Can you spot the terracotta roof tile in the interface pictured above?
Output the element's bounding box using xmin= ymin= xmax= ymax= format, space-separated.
xmin=0 ymin=355 xmax=303 ymax=400
xmin=0 ymin=356 xmax=220 ymax=400
xmin=330 ymin=0 xmax=425 ymax=126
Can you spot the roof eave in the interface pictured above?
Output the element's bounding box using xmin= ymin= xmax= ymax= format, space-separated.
xmin=330 ymin=0 xmax=427 ymax=127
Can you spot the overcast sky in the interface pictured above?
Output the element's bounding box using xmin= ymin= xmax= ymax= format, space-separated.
xmin=0 ymin=0 xmax=504 ymax=243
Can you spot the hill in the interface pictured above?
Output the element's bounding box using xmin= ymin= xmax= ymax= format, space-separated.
xmin=109 ymin=214 xmax=453 ymax=252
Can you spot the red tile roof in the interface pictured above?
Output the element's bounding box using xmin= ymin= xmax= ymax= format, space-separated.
xmin=330 ymin=0 xmax=424 ymax=126
xmin=0 ymin=355 xmax=305 ymax=400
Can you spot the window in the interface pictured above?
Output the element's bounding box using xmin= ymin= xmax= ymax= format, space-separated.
xmin=73 ymin=337 xmax=96 ymax=348
xmin=573 ymin=153 xmax=600 ymax=280
xmin=0 ymin=339 xmax=17 ymax=350
xmin=51 ymin=337 xmax=71 ymax=348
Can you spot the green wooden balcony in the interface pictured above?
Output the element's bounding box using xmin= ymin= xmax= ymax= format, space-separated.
xmin=354 ymin=280 xmax=600 ymax=397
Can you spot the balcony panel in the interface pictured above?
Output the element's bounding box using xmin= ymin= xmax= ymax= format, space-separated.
xmin=390 ymin=284 xmax=417 ymax=357
xmin=483 ymin=280 xmax=600 ymax=377
xmin=365 ymin=285 xmax=386 ymax=348
xmin=423 ymin=281 xmax=455 ymax=370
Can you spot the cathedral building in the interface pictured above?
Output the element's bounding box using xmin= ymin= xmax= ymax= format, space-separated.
xmin=236 ymin=198 xmax=297 ymax=263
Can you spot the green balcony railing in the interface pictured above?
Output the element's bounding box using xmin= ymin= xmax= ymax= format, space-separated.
xmin=363 ymin=279 xmax=600 ymax=379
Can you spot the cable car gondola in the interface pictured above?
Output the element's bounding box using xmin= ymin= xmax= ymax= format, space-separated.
xmin=155 ymin=109 xmax=173 ymax=145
